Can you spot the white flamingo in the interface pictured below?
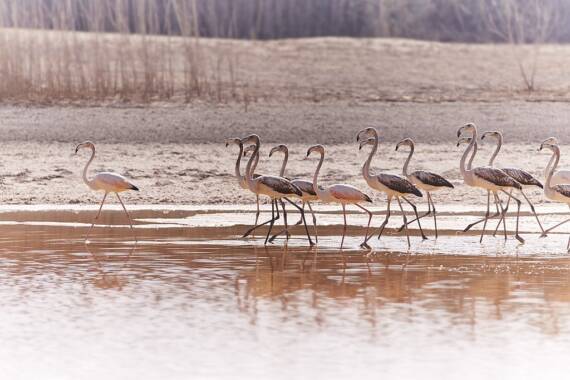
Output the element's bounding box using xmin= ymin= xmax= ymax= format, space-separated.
xmin=539 ymin=140 xmax=570 ymax=251
xmin=356 ymin=128 xmax=426 ymax=248
xmin=75 ymin=141 xmax=138 ymax=241
xmin=306 ymin=145 xmax=373 ymax=249
xmin=480 ymin=131 xmax=545 ymax=236
xmin=457 ymin=123 xmax=524 ymax=243
xmin=395 ymin=138 xmax=455 ymax=238
xmin=241 ymin=135 xmax=314 ymax=246
xmin=268 ymin=144 xmax=319 ymax=243
xmin=542 ymin=137 xmax=570 ymax=185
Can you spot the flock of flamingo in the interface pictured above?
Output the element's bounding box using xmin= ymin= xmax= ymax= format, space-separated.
xmin=75 ymin=123 xmax=570 ymax=252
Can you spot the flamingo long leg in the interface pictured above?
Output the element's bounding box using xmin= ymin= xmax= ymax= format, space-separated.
xmin=397 ymin=195 xmax=431 ymax=232
xmin=520 ymin=191 xmax=545 ymax=234
xmin=280 ymin=199 xmax=290 ymax=240
xmin=428 ymin=193 xmax=438 ymax=239
xmin=242 ymin=200 xmax=278 ymax=238
xmin=464 ymin=193 xmax=501 ymax=232
xmin=252 ymin=194 xmax=260 ymax=238
xmin=402 ymin=196 xmax=427 ymax=240
xmin=116 ymin=193 xmax=137 ymax=241
xmin=340 ymin=204 xmax=347 ymax=250
xmin=490 ymin=192 xmax=508 ymax=239
xmin=541 ymin=215 xmax=570 ymax=237
xmin=377 ymin=196 xmax=392 ymax=241
xmin=264 ymin=200 xmax=278 ymax=245
xmin=396 ymin=197 xmax=411 ymax=248
xmin=355 ymin=203 xmax=373 ymax=249
xmin=500 ymin=190 xmax=524 ymax=244
xmin=294 ymin=202 xmax=306 ymax=226
xmin=479 ymin=191 xmax=491 ymax=243
xmin=306 ymin=202 xmax=318 ymax=244
xmin=284 ymin=198 xmax=314 ymax=246
xmin=86 ymin=192 xmax=108 ymax=241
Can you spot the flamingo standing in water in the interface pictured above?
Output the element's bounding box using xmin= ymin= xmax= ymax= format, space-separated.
xmin=479 ymin=131 xmax=545 ymax=236
xmin=457 ymin=123 xmax=524 ymax=243
xmin=306 ymin=144 xmax=373 ymax=249
xmin=75 ymin=141 xmax=138 ymax=241
xmin=225 ymin=138 xmax=262 ymax=236
xmin=356 ymin=128 xmax=426 ymax=248
xmin=395 ymin=138 xmax=454 ymax=238
xmin=240 ymin=135 xmax=314 ymax=246
xmin=268 ymin=144 xmax=319 ymax=243
xmin=539 ymin=139 xmax=570 ymax=251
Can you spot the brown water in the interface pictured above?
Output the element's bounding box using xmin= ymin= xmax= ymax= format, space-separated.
xmin=2 ymin=207 xmax=570 ymax=379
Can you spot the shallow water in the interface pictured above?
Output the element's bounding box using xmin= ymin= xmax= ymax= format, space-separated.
xmin=2 ymin=207 xmax=570 ymax=379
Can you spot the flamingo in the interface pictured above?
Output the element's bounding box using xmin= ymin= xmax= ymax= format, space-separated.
xmin=542 ymin=137 xmax=570 ymax=185
xmin=267 ymin=144 xmax=319 ymax=243
xmin=306 ymin=144 xmax=373 ymax=249
xmin=539 ymin=140 xmax=570 ymax=251
xmin=480 ymin=131 xmax=545 ymax=236
xmin=240 ymin=135 xmax=314 ymax=246
xmin=225 ymin=138 xmax=261 ymax=235
xmin=395 ymin=138 xmax=454 ymax=238
xmin=356 ymin=127 xmax=426 ymax=248
xmin=457 ymin=123 xmax=524 ymax=243
xmin=75 ymin=141 xmax=138 ymax=241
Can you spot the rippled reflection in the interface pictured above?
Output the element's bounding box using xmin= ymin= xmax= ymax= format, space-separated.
xmin=1 ymin=225 xmax=570 ymax=379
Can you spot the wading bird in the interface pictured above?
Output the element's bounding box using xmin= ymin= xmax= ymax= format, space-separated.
xmin=356 ymin=128 xmax=426 ymax=248
xmin=540 ymin=140 xmax=570 ymax=251
xmin=480 ymin=131 xmax=545 ymax=236
xmin=306 ymin=144 xmax=373 ymax=249
xmin=241 ymin=135 xmax=314 ymax=246
xmin=75 ymin=141 xmax=138 ymax=241
xmin=457 ymin=123 xmax=524 ymax=243
xmin=268 ymin=144 xmax=319 ymax=243
xmin=226 ymin=138 xmax=261 ymax=235
xmin=395 ymin=138 xmax=454 ymax=238
xmin=542 ymin=137 xmax=570 ymax=185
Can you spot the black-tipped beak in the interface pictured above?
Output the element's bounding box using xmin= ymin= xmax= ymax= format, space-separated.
xmin=395 ymin=145 xmax=399 ymax=151
xmin=456 ymin=141 xmax=461 ymax=147
xmin=358 ymin=145 xmax=363 ymax=151
xmin=481 ymin=135 xmax=486 ymax=140
xmin=74 ymin=148 xmax=78 ymax=154
xmin=456 ymin=130 xmax=462 ymax=138
xmin=225 ymin=142 xmax=229 ymax=147
xmin=356 ymin=135 xmax=360 ymax=142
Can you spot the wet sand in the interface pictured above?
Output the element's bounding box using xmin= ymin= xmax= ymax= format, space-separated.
xmin=1 ymin=215 xmax=570 ymax=379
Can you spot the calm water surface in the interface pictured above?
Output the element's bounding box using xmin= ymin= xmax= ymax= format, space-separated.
xmin=1 ymin=223 xmax=570 ymax=379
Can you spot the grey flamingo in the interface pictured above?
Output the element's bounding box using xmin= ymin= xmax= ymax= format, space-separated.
xmin=356 ymin=127 xmax=426 ymax=248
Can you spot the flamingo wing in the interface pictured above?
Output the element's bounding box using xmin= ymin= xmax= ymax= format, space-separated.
xmin=377 ymin=174 xmax=422 ymax=196
xmin=501 ymin=167 xmax=542 ymax=188
xmin=93 ymin=172 xmax=139 ymax=192
xmin=258 ymin=176 xmax=302 ymax=196
xmin=291 ymin=179 xmax=317 ymax=196
xmin=473 ymin=167 xmax=521 ymax=189
xmin=329 ymin=184 xmax=372 ymax=203
xmin=553 ymin=185 xmax=570 ymax=198
xmin=411 ymin=170 xmax=454 ymax=189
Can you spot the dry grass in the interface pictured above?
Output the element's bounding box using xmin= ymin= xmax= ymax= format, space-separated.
xmin=0 ymin=27 xmax=254 ymax=104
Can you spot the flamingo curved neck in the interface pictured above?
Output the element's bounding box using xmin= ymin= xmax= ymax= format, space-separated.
xmin=279 ymin=150 xmax=288 ymax=177
xmin=82 ymin=146 xmax=96 ymax=189
xmin=245 ymin=141 xmax=260 ymax=190
xmin=362 ymin=134 xmax=378 ymax=181
xmin=546 ymin=147 xmax=560 ymax=191
xmin=468 ymin=140 xmax=477 ymax=170
xmin=460 ymin=138 xmax=476 ymax=180
xmin=312 ymin=151 xmax=325 ymax=199
xmin=402 ymin=144 xmax=414 ymax=177
xmin=234 ymin=142 xmax=244 ymax=182
xmin=488 ymin=135 xmax=502 ymax=166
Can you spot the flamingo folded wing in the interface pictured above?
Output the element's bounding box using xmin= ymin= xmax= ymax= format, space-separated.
xmin=329 ymin=184 xmax=372 ymax=203
xmin=93 ymin=172 xmax=139 ymax=192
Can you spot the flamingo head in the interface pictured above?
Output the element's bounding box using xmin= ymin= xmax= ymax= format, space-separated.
xmin=269 ymin=144 xmax=288 ymax=157
xmin=306 ymin=145 xmax=325 ymax=158
xmin=456 ymin=137 xmax=472 ymax=147
xmin=539 ymin=138 xmax=558 ymax=152
xmin=395 ymin=138 xmax=414 ymax=152
xmin=457 ymin=122 xmax=476 ymax=138
xmin=481 ymin=130 xmax=502 ymax=141
xmin=356 ymin=127 xmax=378 ymax=142
xmin=358 ymin=138 xmax=375 ymax=150
xmin=225 ymin=137 xmax=241 ymax=148
xmin=75 ymin=141 xmax=95 ymax=154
